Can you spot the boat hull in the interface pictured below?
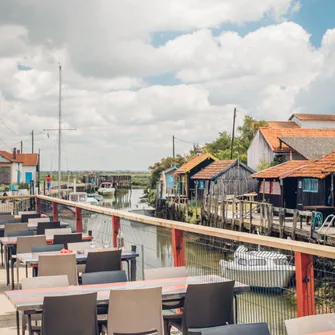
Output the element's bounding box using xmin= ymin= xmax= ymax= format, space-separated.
xmin=98 ymin=188 xmax=115 ymax=197
xmin=220 ymin=261 xmax=295 ymax=291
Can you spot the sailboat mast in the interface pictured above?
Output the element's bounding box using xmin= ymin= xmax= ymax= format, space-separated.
xmin=58 ymin=63 xmax=62 ymax=197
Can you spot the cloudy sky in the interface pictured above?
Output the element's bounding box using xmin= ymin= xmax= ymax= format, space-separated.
xmin=0 ymin=0 xmax=334 ymax=171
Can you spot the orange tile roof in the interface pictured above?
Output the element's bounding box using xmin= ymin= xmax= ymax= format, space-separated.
xmin=290 ymin=113 xmax=335 ymax=121
xmin=265 ymin=121 xmax=300 ymax=129
xmin=288 ymin=151 xmax=335 ymax=179
xmin=252 ymin=160 xmax=309 ymax=179
xmin=192 ymin=160 xmax=236 ymax=180
xmin=175 ymin=153 xmax=217 ymax=174
xmin=259 ymin=128 xmax=335 ymax=153
xmin=0 ymin=151 xmax=38 ymax=166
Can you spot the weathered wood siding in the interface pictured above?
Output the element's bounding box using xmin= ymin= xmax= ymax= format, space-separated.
xmin=296 ymin=177 xmax=327 ymax=209
xmin=0 ymin=166 xmax=11 ymax=184
xmin=208 ymin=164 xmax=257 ymax=196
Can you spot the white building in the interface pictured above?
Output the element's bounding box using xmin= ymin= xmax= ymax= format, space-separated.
xmin=289 ymin=113 xmax=335 ymax=129
xmin=0 ymin=149 xmax=38 ymax=185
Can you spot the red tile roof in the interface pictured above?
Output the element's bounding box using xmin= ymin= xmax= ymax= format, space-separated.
xmin=175 ymin=153 xmax=217 ymax=174
xmin=259 ymin=128 xmax=335 ymax=153
xmin=252 ymin=160 xmax=309 ymax=179
xmin=290 ymin=113 xmax=335 ymax=121
xmin=288 ymin=151 xmax=335 ymax=179
xmin=0 ymin=151 xmax=38 ymax=166
xmin=265 ymin=121 xmax=300 ymax=129
xmin=192 ymin=160 xmax=236 ymax=180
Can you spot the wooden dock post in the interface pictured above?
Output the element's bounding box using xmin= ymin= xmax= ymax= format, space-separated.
xmin=249 ymin=202 xmax=253 ymax=233
xmin=231 ymin=200 xmax=235 ymax=230
xmin=292 ymin=209 xmax=298 ymax=240
xmin=239 ymin=201 xmax=244 ymax=231
xmin=267 ymin=204 xmax=273 ymax=236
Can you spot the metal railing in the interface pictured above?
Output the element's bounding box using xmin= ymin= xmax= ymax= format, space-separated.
xmin=3 ymin=195 xmax=335 ymax=334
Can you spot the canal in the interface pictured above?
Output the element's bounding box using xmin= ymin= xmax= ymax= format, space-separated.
xmin=60 ymin=189 xmax=296 ymax=334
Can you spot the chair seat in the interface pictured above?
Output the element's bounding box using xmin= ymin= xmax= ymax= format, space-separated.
xmin=77 ymin=264 xmax=86 ymax=274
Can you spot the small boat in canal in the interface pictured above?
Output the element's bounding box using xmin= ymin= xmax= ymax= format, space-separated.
xmin=69 ymin=192 xmax=99 ymax=206
xmin=98 ymin=182 xmax=116 ymax=197
xmin=219 ymin=246 xmax=295 ymax=292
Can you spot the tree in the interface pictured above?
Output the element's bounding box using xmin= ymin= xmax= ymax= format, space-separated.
xmin=148 ymin=155 xmax=186 ymax=187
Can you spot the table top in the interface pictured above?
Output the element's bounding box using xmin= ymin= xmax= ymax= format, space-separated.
xmin=0 ymin=222 xmax=69 ymax=230
xmin=0 ymin=235 xmax=92 ymax=245
xmin=16 ymin=249 xmax=138 ymax=264
xmin=307 ymin=332 xmax=335 ymax=335
xmin=5 ymin=275 xmax=249 ymax=311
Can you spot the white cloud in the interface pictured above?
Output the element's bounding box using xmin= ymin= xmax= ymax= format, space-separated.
xmin=0 ymin=1 xmax=334 ymax=170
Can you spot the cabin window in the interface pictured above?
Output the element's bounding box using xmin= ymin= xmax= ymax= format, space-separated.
xmin=248 ymin=259 xmax=266 ymax=266
xmin=259 ymin=181 xmax=271 ymax=194
xmin=271 ymin=181 xmax=281 ymax=195
xmin=238 ymin=258 xmax=247 ymax=266
xmin=302 ymin=178 xmax=318 ymax=193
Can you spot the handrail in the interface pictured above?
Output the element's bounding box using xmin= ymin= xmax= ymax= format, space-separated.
xmin=36 ymin=195 xmax=335 ymax=259
xmin=0 ymin=195 xmax=35 ymax=200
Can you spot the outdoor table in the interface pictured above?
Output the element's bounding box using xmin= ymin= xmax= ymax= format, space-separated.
xmin=0 ymin=235 xmax=93 ymax=288
xmin=16 ymin=248 xmax=139 ymax=282
xmin=5 ymin=275 xmax=249 ymax=335
xmin=307 ymin=332 xmax=335 ymax=335
xmin=0 ymin=221 xmax=69 ymax=232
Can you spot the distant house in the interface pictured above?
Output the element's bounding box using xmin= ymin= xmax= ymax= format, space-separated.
xmin=247 ymin=128 xmax=335 ymax=171
xmin=252 ymin=152 xmax=335 ymax=210
xmin=175 ymin=153 xmax=217 ymax=199
xmin=159 ymin=165 xmax=178 ymax=199
xmin=192 ymin=159 xmax=256 ymax=198
xmin=289 ymin=113 xmax=335 ymax=129
xmin=0 ymin=149 xmax=38 ymax=185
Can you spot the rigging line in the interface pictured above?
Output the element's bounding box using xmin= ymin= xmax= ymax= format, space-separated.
xmin=0 ymin=118 xmax=20 ymax=136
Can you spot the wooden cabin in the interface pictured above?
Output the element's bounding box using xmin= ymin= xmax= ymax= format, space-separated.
xmin=252 ymin=152 xmax=335 ymax=210
xmin=175 ymin=153 xmax=217 ymax=199
xmin=192 ymin=159 xmax=257 ymax=199
xmin=159 ymin=166 xmax=178 ymax=199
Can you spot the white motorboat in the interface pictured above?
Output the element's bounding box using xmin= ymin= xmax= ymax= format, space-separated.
xmin=219 ymin=246 xmax=295 ymax=292
xmin=98 ymin=182 xmax=116 ymax=197
xmin=69 ymin=192 xmax=99 ymax=206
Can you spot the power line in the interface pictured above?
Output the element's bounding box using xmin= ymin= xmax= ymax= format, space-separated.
xmin=0 ymin=118 xmax=20 ymax=136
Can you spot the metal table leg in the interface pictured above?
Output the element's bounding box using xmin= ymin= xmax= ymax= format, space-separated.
xmin=5 ymin=245 xmax=9 ymax=286
xmin=16 ymin=311 xmax=20 ymax=335
xmin=130 ymin=257 xmax=137 ymax=281
xmin=234 ymin=295 xmax=238 ymax=324
xmin=27 ymin=313 xmax=33 ymax=335
xmin=1 ymin=243 xmax=3 ymax=267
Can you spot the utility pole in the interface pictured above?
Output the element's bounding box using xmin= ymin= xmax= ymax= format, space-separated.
xmin=58 ymin=63 xmax=62 ymax=197
xmin=230 ymin=108 xmax=237 ymax=159
xmin=20 ymin=140 xmax=23 ymax=153
xmin=31 ymin=130 xmax=34 ymax=153
xmin=38 ymin=148 xmax=41 ymax=194
xmin=172 ymin=135 xmax=175 ymax=161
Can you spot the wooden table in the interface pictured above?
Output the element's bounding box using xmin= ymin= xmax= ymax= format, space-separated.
xmin=16 ymin=249 xmax=139 ymax=281
xmin=5 ymin=275 xmax=249 ymax=335
xmin=0 ymin=235 xmax=93 ymax=288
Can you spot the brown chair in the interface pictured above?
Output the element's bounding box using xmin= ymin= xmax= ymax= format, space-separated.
xmin=44 ymin=227 xmax=71 ymax=239
xmin=67 ymin=242 xmax=92 ymax=274
xmin=41 ymin=292 xmax=98 ymax=335
xmin=165 ymin=281 xmax=235 ymax=335
xmin=103 ymin=287 xmax=163 ymax=335
xmin=4 ymin=223 xmax=28 ymax=236
xmin=85 ymin=250 xmax=122 ymax=273
xmin=38 ymin=253 xmax=78 ymax=285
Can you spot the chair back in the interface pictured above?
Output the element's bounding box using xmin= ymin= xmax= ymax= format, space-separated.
xmin=42 ymin=292 xmax=98 ymax=335
xmin=67 ymin=241 xmax=91 ymax=250
xmin=45 ymin=227 xmax=71 ymax=239
xmin=17 ymin=235 xmax=46 ymax=254
xmin=28 ymin=217 xmax=50 ymax=224
xmin=18 ymin=211 xmax=37 ymax=216
xmin=0 ymin=212 xmax=12 ymax=216
xmin=37 ymin=222 xmax=61 ymax=235
xmin=199 ymin=323 xmax=271 ymax=335
xmin=144 ymin=266 xmax=187 ymax=280
xmin=32 ymin=244 xmax=64 ymax=253
xmin=85 ymin=249 xmax=122 ymax=273
xmin=21 ymin=275 xmax=69 ymax=289
xmin=38 ymin=253 xmax=78 ymax=285
xmin=21 ymin=213 xmax=41 ymax=223
xmin=54 ymin=233 xmax=82 ymax=249
xmin=183 ymin=281 xmax=235 ymax=334
xmin=7 ymin=230 xmax=34 ymax=237
xmin=4 ymin=223 xmax=28 ymax=236
xmin=0 ymin=219 xmax=19 ymax=223
xmin=82 ymin=270 xmax=127 ymax=285
xmin=108 ymin=287 xmax=162 ymax=335
xmin=285 ymin=313 xmax=335 ymax=335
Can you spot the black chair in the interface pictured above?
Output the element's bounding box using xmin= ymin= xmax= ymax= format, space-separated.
xmin=82 ymin=270 xmax=127 ymax=285
xmin=85 ymin=250 xmax=122 ymax=273
xmin=21 ymin=214 xmax=41 ymax=223
xmin=53 ymin=233 xmax=82 ymax=249
xmin=0 ymin=212 xmax=13 ymax=216
xmin=197 ymin=323 xmax=271 ymax=335
xmin=0 ymin=219 xmax=20 ymax=224
xmin=41 ymin=292 xmax=99 ymax=335
xmin=7 ymin=230 xmax=34 ymax=237
xmin=32 ymin=244 xmax=65 ymax=253
xmin=165 ymin=281 xmax=235 ymax=335
xmin=37 ymin=221 xmax=61 ymax=235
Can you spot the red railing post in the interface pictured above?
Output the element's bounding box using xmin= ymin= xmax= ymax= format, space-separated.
xmin=112 ymin=216 xmax=120 ymax=248
xmin=172 ymin=228 xmax=186 ymax=267
xmin=52 ymin=202 xmax=58 ymax=222
xmin=35 ymin=197 xmax=40 ymax=214
xmin=75 ymin=207 xmax=83 ymax=232
xmin=295 ymin=252 xmax=315 ymax=317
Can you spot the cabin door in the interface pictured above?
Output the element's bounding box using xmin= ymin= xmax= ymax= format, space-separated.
xmin=25 ymin=172 xmax=33 ymax=183
xmin=283 ymin=179 xmax=297 ymax=209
